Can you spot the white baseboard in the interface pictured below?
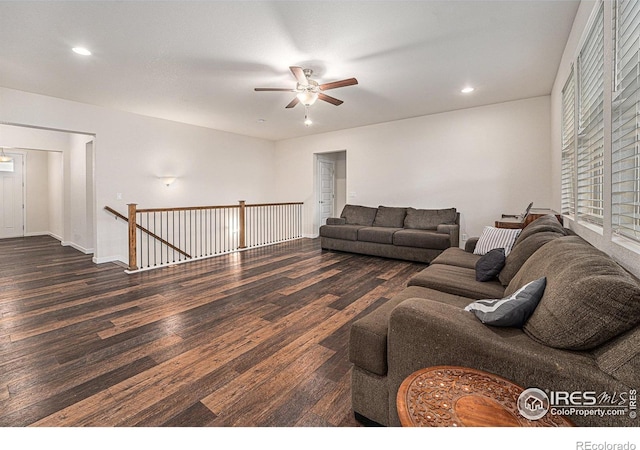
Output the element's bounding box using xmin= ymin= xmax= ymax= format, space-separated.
xmin=61 ymin=241 xmax=94 ymax=255
xmin=93 ymin=255 xmax=126 ymax=265
xmin=24 ymin=231 xmax=63 ymax=241
xmin=304 ymin=233 xmax=319 ymax=239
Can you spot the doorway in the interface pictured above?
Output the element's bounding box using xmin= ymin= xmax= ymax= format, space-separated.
xmin=0 ymin=152 xmax=25 ymax=238
xmin=315 ymin=151 xmax=347 ymax=233
xmin=0 ymin=124 xmax=95 ymax=255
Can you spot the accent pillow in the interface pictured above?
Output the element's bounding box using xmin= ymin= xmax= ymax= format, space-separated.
xmin=475 ymin=248 xmax=506 ymax=282
xmin=464 ymin=277 xmax=546 ymax=327
xmin=473 ymin=226 xmax=521 ymax=256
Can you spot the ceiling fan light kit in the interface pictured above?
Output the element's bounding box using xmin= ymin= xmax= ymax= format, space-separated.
xmin=255 ymin=66 xmax=358 ymax=126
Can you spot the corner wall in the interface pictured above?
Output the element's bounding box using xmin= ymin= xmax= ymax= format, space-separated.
xmin=274 ymin=96 xmax=552 ymax=243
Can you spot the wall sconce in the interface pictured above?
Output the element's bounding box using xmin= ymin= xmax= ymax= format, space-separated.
xmin=161 ymin=177 xmax=176 ymax=187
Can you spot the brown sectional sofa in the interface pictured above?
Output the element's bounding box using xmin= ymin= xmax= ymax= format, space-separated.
xmin=349 ymin=214 xmax=640 ymax=427
xmin=320 ymin=204 xmax=459 ymax=263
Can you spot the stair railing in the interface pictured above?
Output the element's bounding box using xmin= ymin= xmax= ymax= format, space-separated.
xmin=105 ymin=201 xmax=304 ymax=272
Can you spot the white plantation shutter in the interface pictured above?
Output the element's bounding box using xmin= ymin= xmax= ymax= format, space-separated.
xmin=612 ymin=0 xmax=640 ymax=243
xmin=577 ymin=3 xmax=605 ymax=227
xmin=561 ymin=67 xmax=576 ymax=217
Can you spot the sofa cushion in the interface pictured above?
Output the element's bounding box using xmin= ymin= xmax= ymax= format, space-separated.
xmin=464 ymin=277 xmax=546 ymax=327
xmin=357 ymin=227 xmax=402 ymax=245
xmin=392 ymin=229 xmax=451 ymax=250
xmin=473 ymin=226 xmax=521 ymax=256
xmin=340 ymin=204 xmax=378 ymax=226
xmin=404 ymin=207 xmax=457 ymax=230
xmin=319 ymin=224 xmax=365 ymax=241
xmin=408 ymin=264 xmax=505 ymax=300
xmin=475 ymin=248 xmax=506 ymax=282
xmin=505 ymin=236 xmax=640 ymax=350
xmin=349 ymin=286 xmax=474 ymax=376
xmin=372 ymin=206 xmax=407 ymax=228
xmin=431 ymin=247 xmax=480 ymax=269
xmin=513 ymin=214 xmax=566 ymax=247
xmin=498 ymin=231 xmax=565 ymax=286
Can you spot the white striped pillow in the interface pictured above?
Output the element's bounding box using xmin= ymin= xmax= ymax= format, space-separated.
xmin=473 ymin=226 xmax=521 ymax=256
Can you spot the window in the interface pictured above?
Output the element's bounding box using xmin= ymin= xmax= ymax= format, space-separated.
xmin=561 ymin=67 xmax=576 ymax=217
xmin=577 ymin=3 xmax=605 ymax=227
xmin=612 ymin=0 xmax=640 ymax=243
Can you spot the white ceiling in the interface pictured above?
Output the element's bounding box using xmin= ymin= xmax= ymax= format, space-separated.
xmin=0 ymin=1 xmax=580 ymax=141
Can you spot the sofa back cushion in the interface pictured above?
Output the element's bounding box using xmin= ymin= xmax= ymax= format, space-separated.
xmin=372 ymin=206 xmax=407 ymax=228
xmin=404 ymin=207 xmax=457 ymax=230
xmin=513 ymin=214 xmax=566 ymax=247
xmin=340 ymin=204 xmax=378 ymax=226
xmin=505 ymin=235 xmax=640 ymax=351
xmin=498 ymin=231 xmax=565 ymax=286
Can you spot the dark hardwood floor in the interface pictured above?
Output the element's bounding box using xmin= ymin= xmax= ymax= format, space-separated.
xmin=0 ymin=235 xmax=425 ymax=427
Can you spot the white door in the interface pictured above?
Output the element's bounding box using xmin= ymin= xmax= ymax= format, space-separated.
xmin=318 ymin=159 xmax=335 ymax=225
xmin=0 ymin=153 xmax=24 ymax=239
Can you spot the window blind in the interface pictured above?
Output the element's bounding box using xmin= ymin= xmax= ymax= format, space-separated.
xmin=577 ymin=3 xmax=605 ymax=227
xmin=612 ymin=0 xmax=640 ymax=242
xmin=561 ymin=67 xmax=576 ymax=216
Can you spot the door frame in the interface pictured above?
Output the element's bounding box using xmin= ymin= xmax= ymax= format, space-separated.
xmin=317 ymin=156 xmax=335 ymax=227
xmin=0 ymin=150 xmax=26 ymax=239
xmin=314 ymin=150 xmax=347 ymax=236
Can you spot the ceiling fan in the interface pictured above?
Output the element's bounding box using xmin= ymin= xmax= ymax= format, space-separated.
xmin=255 ymin=66 xmax=358 ymax=109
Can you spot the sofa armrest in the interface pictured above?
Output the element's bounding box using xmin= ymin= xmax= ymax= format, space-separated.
xmin=326 ymin=217 xmax=346 ymax=225
xmin=387 ymin=297 xmax=624 ymax=427
xmin=465 ymin=236 xmax=479 ymax=253
xmin=436 ymin=223 xmax=459 ymax=248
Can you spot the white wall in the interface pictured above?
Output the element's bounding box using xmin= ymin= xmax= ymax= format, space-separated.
xmin=0 ymin=87 xmax=277 ymax=263
xmin=275 ymin=96 xmax=552 ymax=242
xmin=550 ymin=0 xmax=640 ymax=277
xmin=23 ymin=149 xmax=50 ymax=235
xmin=48 ymin=151 xmax=64 ymax=240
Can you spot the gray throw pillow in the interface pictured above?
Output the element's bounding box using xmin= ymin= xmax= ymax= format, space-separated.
xmin=464 ymin=277 xmax=546 ymax=327
xmin=475 ymin=248 xmax=506 ymax=281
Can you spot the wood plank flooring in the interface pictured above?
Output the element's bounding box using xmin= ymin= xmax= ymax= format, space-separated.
xmin=0 ymin=235 xmax=425 ymax=427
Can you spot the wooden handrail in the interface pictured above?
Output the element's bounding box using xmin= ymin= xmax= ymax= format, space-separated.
xmin=135 ymin=201 xmax=304 ymax=214
xmin=108 ymin=200 xmax=304 ymax=272
xmin=103 ymin=206 xmax=192 ymax=260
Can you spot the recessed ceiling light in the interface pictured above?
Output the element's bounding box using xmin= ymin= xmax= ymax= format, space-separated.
xmin=257 ymin=119 xmax=266 ymax=123
xmin=72 ymin=47 xmax=92 ymax=56
xmin=461 ymin=86 xmax=475 ymax=94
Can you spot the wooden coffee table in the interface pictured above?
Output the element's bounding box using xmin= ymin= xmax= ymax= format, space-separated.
xmin=396 ymin=366 xmax=574 ymax=427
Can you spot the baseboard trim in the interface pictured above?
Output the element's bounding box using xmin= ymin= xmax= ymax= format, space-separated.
xmin=61 ymin=241 xmax=94 ymax=255
xmin=92 ymin=255 xmax=126 ymax=265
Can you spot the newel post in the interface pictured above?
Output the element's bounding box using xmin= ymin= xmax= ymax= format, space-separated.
xmin=127 ymin=203 xmax=138 ymax=271
xmin=239 ymin=200 xmax=247 ymax=249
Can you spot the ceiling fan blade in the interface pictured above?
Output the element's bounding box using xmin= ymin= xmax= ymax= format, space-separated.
xmin=285 ymin=97 xmax=300 ymax=108
xmin=254 ymin=88 xmax=297 ymax=92
xmin=318 ymin=93 xmax=344 ymax=106
xmin=319 ymin=78 xmax=358 ymax=91
xmin=290 ymin=66 xmax=308 ymax=85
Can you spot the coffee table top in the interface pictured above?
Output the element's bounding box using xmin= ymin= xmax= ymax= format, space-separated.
xmin=396 ymin=366 xmax=574 ymax=427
